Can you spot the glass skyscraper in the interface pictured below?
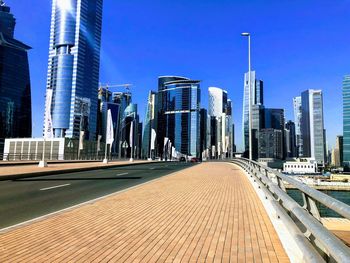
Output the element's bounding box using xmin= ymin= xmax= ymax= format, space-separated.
xmin=242 ymin=71 xmax=263 ymax=154
xmin=44 ymin=0 xmax=103 ymax=140
xmin=343 ymin=75 xmax=350 ymax=169
xmin=301 ymin=89 xmax=326 ymax=165
xmin=293 ymin=96 xmax=303 ymax=157
xmin=157 ymin=76 xmax=201 ymax=158
xmin=0 ymin=2 xmax=32 ymax=152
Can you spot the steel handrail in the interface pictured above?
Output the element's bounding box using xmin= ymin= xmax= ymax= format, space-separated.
xmin=232 ymin=158 xmax=350 ymax=262
xmin=245 ymin=157 xmax=350 ymax=220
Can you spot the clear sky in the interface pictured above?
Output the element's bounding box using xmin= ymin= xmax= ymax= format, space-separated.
xmin=9 ymin=0 xmax=350 ymax=151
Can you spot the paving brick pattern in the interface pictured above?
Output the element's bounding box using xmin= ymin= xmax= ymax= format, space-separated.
xmin=0 ymin=162 xmax=289 ymax=262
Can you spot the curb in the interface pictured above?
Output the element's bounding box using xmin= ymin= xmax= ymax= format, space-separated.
xmin=0 ymin=161 xmax=156 ymax=181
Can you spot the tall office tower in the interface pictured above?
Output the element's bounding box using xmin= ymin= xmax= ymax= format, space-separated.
xmin=142 ymin=91 xmax=158 ymax=159
xmin=285 ymin=120 xmax=297 ymax=158
xmin=259 ymin=108 xmax=285 ymax=159
xmin=343 ymin=75 xmax=350 ymax=170
xmin=0 ymin=2 xmax=32 ymax=153
xmin=43 ymin=0 xmax=103 ymax=140
xmin=120 ymin=103 xmax=141 ymax=159
xmin=157 ymin=76 xmax=201 ymax=158
xmin=258 ymin=129 xmax=283 ymax=159
xmin=199 ymin=108 xmax=208 ymax=159
xmin=332 ymin=135 xmax=343 ymax=167
xmin=208 ymin=87 xmax=228 ymax=117
xmin=293 ymin=96 xmax=303 ymax=157
xmin=208 ymin=87 xmax=233 ymax=159
xmin=336 ymin=135 xmax=343 ymax=166
xmin=242 ymin=71 xmax=263 ymax=154
xmin=251 ymin=104 xmax=264 ymax=159
xmin=96 ymin=87 xmax=131 ymax=155
xmin=301 ymin=89 xmax=326 ymax=165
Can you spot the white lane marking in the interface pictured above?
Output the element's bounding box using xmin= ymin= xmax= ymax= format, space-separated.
xmin=117 ymin=173 xmax=129 ymax=176
xmin=40 ymin=184 xmax=71 ymax=191
xmin=0 ymin=164 xmax=194 ymax=234
xmin=149 ymin=167 xmax=155 ymax=170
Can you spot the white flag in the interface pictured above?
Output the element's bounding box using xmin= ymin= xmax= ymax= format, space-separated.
xmin=129 ymin=121 xmax=134 ymax=149
xmin=79 ymin=131 xmax=85 ymax=150
xmin=106 ymin=109 xmax=114 ymax=145
xmin=164 ymin=137 xmax=169 ymax=148
xmin=44 ymin=89 xmax=54 ymax=139
xmin=151 ymin=129 xmax=156 ymax=150
xmin=97 ymin=135 xmax=102 ymax=151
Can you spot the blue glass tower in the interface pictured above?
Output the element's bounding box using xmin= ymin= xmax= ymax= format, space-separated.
xmin=343 ymin=75 xmax=350 ymax=169
xmin=157 ymin=76 xmax=201 ymax=158
xmin=0 ymin=2 xmax=32 ymax=151
xmin=44 ymin=0 xmax=103 ymax=140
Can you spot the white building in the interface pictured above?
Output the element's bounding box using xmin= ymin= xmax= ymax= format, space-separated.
xmin=208 ymin=87 xmax=233 ymax=159
xmin=283 ymin=158 xmax=318 ymax=174
xmin=208 ymin=87 xmax=227 ymax=117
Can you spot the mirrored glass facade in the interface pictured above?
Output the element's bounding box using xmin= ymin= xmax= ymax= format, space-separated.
xmin=343 ymin=76 xmax=350 ymax=169
xmin=157 ymin=76 xmax=201 ymax=158
xmin=242 ymin=71 xmax=264 ymax=154
xmin=44 ymin=0 xmax=103 ymax=140
xmin=0 ymin=3 xmax=32 ymax=152
xmin=301 ymin=89 xmax=325 ymax=165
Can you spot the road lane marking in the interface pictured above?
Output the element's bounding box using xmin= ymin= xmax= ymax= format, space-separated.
xmin=40 ymin=184 xmax=71 ymax=191
xmin=117 ymin=173 xmax=129 ymax=176
xmin=149 ymin=167 xmax=155 ymax=170
xmin=0 ymin=164 xmax=193 ymax=234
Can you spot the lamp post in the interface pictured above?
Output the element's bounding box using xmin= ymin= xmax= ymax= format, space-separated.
xmin=241 ymin=32 xmax=252 ymax=160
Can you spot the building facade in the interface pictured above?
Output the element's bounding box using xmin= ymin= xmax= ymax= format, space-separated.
xmin=208 ymin=87 xmax=233 ymax=159
xmin=0 ymin=2 xmax=32 ymax=153
xmin=157 ymin=76 xmax=201 ymax=158
xmin=293 ymin=96 xmax=303 ymax=157
xmin=142 ymin=91 xmax=158 ymax=159
xmin=43 ymin=0 xmax=103 ymax=140
xmin=242 ymin=71 xmax=263 ymax=155
xmin=301 ymin=89 xmax=326 ymax=165
xmin=258 ymin=128 xmax=283 ymax=160
xmin=285 ymin=120 xmax=297 ymax=158
xmin=343 ymin=75 xmax=350 ymax=170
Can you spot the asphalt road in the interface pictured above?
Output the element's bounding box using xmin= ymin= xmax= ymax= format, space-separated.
xmin=0 ymin=162 xmax=195 ymax=229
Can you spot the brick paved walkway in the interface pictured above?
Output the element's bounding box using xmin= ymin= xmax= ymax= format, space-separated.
xmin=0 ymin=162 xmax=289 ymax=262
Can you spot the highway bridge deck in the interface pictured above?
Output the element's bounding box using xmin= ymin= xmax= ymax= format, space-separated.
xmin=0 ymin=162 xmax=289 ymax=262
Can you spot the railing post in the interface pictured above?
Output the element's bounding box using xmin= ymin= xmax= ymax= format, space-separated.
xmin=302 ymin=193 xmax=321 ymax=222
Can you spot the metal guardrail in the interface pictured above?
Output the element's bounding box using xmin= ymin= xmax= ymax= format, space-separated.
xmin=232 ymin=158 xmax=350 ymax=263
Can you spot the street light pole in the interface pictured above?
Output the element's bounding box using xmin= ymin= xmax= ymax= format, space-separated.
xmin=241 ymin=32 xmax=252 ymax=160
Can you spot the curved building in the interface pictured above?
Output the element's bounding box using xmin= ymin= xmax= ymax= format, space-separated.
xmin=208 ymin=87 xmax=227 ymax=117
xmin=157 ymin=76 xmax=201 ymax=158
xmin=0 ymin=2 xmax=32 ymax=151
xmin=44 ymin=0 xmax=103 ymax=140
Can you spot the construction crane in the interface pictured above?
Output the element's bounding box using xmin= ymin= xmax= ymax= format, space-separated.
xmin=99 ymin=83 xmax=133 ymax=104
xmin=99 ymin=83 xmax=133 ymax=93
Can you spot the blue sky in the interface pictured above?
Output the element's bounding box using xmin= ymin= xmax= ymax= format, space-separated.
xmin=9 ymin=0 xmax=350 ymax=150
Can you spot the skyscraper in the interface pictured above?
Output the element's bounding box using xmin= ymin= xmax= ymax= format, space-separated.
xmin=0 ymin=1 xmax=32 ymax=152
xmin=293 ymin=96 xmax=303 ymax=157
xmin=258 ymin=129 xmax=283 ymax=160
xmin=44 ymin=0 xmax=103 ymax=140
xmin=242 ymin=71 xmax=263 ymax=154
xmin=301 ymin=89 xmax=326 ymax=165
xmin=285 ymin=120 xmax=297 ymax=158
xmin=142 ymin=91 xmax=158 ymax=159
xmin=258 ymin=108 xmax=285 ymax=160
xmin=208 ymin=87 xmax=233 ymax=159
xmin=208 ymin=87 xmax=228 ymax=117
xmin=343 ymin=75 xmax=350 ymax=169
xmin=157 ymin=76 xmax=201 ymax=158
